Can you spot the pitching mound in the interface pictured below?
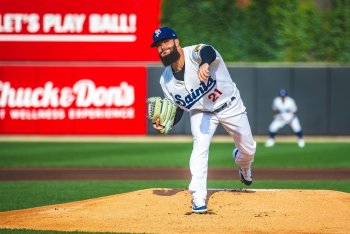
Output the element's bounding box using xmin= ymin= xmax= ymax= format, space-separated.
xmin=0 ymin=188 xmax=350 ymax=233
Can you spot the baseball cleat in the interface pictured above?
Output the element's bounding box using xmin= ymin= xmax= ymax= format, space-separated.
xmin=239 ymin=167 xmax=253 ymax=186
xmin=233 ymin=148 xmax=253 ymax=186
xmin=192 ymin=204 xmax=208 ymax=213
xmin=192 ymin=197 xmax=207 ymax=213
xmin=233 ymin=148 xmax=239 ymax=160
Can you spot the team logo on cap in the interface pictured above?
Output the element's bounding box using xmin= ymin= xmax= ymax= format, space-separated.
xmin=155 ymin=29 xmax=161 ymax=37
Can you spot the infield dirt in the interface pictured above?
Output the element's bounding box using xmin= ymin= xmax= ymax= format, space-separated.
xmin=0 ymin=188 xmax=350 ymax=233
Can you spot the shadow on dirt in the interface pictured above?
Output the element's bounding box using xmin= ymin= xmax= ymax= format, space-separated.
xmin=152 ymin=188 xmax=186 ymax=196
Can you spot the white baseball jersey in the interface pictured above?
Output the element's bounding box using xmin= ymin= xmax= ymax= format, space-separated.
xmin=159 ymin=44 xmax=246 ymax=114
xmin=272 ymin=96 xmax=297 ymax=114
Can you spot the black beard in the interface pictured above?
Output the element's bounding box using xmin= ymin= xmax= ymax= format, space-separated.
xmin=160 ymin=45 xmax=180 ymax=66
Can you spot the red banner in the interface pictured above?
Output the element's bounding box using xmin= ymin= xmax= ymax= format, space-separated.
xmin=0 ymin=0 xmax=161 ymax=61
xmin=0 ymin=65 xmax=147 ymax=135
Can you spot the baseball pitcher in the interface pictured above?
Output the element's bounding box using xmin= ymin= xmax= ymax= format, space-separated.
xmin=147 ymin=27 xmax=256 ymax=213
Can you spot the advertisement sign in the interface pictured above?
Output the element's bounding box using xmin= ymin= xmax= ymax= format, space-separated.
xmin=0 ymin=0 xmax=161 ymax=61
xmin=0 ymin=65 xmax=147 ymax=134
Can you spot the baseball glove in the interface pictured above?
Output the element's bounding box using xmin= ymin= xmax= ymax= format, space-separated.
xmin=146 ymin=97 xmax=177 ymax=134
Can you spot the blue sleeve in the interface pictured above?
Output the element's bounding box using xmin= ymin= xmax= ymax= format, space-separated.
xmin=199 ymin=45 xmax=216 ymax=66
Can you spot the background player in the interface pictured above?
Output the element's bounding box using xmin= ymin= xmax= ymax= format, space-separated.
xmin=150 ymin=27 xmax=256 ymax=213
xmin=265 ymin=89 xmax=305 ymax=148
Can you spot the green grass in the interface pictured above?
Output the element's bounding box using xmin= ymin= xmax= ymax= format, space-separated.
xmin=0 ymin=142 xmax=191 ymax=167
xmin=0 ymin=142 xmax=349 ymax=168
xmin=255 ymin=143 xmax=350 ymax=168
xmin=0 ymin=180 xmax=184 ymax=211
xmin=1 ymin=180 xmax=349 ymax=212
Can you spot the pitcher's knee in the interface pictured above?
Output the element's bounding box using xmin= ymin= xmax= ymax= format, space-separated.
xmin=241 ymin=140 xmax=256 ymax=156
xmin=234 ymin=141 xmax=256 ymax=166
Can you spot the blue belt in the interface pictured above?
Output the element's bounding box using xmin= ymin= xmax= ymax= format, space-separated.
xmin=214 ymin=96 xmax=236 ymax=113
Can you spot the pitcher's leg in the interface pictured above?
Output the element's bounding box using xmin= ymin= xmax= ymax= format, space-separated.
xmin=188 ymin=110 xmax=218 ymax=203
xmin=219 ymin=111 xmax=256 ymax=185
xmin=231 ymin=114 xmax=256 ymax=168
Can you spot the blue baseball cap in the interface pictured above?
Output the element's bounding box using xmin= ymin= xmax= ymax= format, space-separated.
xmin=151 ymin=27 xmax=177 ymax=47
xmin=279 ymin=89 xmax=288 ymax=97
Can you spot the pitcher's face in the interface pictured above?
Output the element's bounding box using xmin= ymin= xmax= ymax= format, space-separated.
xmin=157 ymin=39 xmax=180 ymax=66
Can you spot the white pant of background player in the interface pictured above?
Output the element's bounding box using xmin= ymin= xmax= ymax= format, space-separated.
xmin=266 ymin=112 xmax=304 ymax=147
xmin=188 ymin=103 xmax=256 ymax=202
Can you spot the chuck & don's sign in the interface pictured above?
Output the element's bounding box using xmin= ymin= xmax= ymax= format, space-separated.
xmin=0 ymin=66 xmax=147 ymax=134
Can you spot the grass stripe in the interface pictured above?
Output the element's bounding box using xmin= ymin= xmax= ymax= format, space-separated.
xmin=0 ymin=142 xmax=349 ymax=168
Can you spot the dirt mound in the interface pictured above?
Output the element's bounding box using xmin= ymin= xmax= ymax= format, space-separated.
xmin=0 ymin=188 xmax=349 ymax=233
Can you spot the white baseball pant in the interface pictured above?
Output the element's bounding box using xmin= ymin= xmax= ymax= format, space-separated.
xmin=269 ymin=116 xmax=302 ymax=133
xmin=188 ymin=103 xmax=256 ymax=201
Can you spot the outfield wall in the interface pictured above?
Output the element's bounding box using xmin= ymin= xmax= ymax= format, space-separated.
xmin=1 ymin=64 xmax=349 ymax=136
xmin=147 ymin=65 xmax=350 ymax=136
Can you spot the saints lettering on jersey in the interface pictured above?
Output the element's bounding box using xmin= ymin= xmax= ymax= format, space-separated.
xmin=174 ymin=76 xmax=216 ymax=109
